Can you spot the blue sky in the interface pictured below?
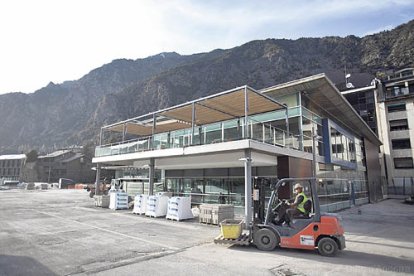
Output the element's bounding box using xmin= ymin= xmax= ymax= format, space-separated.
xmin=0 ymin=0 xmax=413 ymax=94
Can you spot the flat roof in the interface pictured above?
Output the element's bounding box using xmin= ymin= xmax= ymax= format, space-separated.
xmin=0 ymin=154 xmax=26 ymax=160
xmin=104 ymin=86 xmax=286 ymax=136
xmin=38 ymin=150 xmax=71 ymax=159
xmin=261 ymin=74 xmax=381 ymax=145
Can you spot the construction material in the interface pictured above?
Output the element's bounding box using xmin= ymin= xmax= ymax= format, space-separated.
xmin=94 ymin=195 xmax=110 ymax=208
xmin=109 ymin=191 xmax=129 ymax=210
xmin=132 ymin=194 xmax=148 ymax=214
xmin=166 ymin=197 xmax=193 ymax=221
xmin=220 ymin=219 xmax=244 ymax=239
xmin=145 ymin=195 xmax=169 ymax=217
xmin=157 ymin=191 xmax=173 ymax=197
xmin=199 ymin=204 xmax=234 ymax=225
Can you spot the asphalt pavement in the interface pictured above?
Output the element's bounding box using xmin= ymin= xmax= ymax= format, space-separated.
xmin=0 ymin=189 xmax=413 ymax=275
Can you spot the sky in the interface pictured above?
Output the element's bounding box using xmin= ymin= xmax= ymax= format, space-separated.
xmin=0 ymin=0 xmax=413 ymax=94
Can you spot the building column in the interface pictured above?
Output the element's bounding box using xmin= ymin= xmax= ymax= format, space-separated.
xmin=191 ymin=103 xmax=195 ymax=145
xmin=243 ymin=149 xmax=252 ymax=229
xmin=95 ymin=163 xmax=101 ymax=195
xmin=148 ymin=158 xmax=155 ymax=195
xmin=244 ymin=86 xmax=249 ymax=139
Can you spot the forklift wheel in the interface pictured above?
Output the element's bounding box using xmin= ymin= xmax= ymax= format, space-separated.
xmin=317 ymin=237 xmax=338 ymax=257
xmin=253 ymin=228 xmax=279 ymax=251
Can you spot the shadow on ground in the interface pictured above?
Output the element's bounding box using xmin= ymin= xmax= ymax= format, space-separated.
xmin=0 ymin=255 xmax=57 ymax=276
xmin=228 ymin=245 xmax=414 ymax=273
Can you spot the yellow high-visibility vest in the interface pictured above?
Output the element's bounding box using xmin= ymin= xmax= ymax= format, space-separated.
xmin=296 ymin=192 xmax=309 ymax=214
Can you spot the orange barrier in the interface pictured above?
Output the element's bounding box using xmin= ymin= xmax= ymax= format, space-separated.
xmin=75 ymin=184 xmax=85 ymax=190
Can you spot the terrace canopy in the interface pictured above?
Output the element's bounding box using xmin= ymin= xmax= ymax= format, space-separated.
xmin=102 ymin=86 xmax=287 ymax=139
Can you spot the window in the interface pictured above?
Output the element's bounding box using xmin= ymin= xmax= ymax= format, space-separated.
xmin=386 ymin=86 xmax=409 ymax=97
xmin=332 ymin=144 xmax=344 ymax=153
xmin=389 ymin=119 xmax=409 ymax=131
xmin=387 ymin=103 xmax=406 ymax=113
xmin=392 ymin=139 xmax=411 ymax=149
xmin=394 ymin=158 xmax=414 ymax=169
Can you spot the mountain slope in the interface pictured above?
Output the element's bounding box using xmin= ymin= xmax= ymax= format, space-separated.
xmin=0 ymin=20 xmax=413 ymax=153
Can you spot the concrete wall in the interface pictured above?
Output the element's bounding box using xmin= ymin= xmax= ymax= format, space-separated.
xmin=277 ymin=156 xmax=312 ymax=198
xmin=364 ymin=138 xmax=383 ymax=202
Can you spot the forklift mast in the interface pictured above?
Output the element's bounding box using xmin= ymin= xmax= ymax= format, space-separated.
xmin=253 ymin=177 xmax=277 ymax=224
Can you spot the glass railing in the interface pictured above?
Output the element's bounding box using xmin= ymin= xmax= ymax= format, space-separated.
xmin=385 ymin=87 xmax=413 ymax=99
xmin=95 ymin=117 xmax=292 ymax=157
xmin=95 ymin=137 xmax=151 ymax=157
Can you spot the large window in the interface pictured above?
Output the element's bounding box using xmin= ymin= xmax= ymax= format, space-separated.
xmin=389 ymin=119 xmax=409 ymax=131
xmin=387 ymin=103 xmax=406 ymax=113
xmin=392 ymin=139 xmax=411 ymax=150
xmin=386 ymin=86 xmax=409 ymax=98
xmin=329 ymin=126 xmax=356 ymax=164
xmin=394 ymin=158 xmax=414 ymax=169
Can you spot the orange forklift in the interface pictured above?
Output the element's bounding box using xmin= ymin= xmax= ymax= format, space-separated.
xmin=251 ymin=177 xmax=345 ymax=256
xmin=216 ymin=177 xmax=345 ymax=257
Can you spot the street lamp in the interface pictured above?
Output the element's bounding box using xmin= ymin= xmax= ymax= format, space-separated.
xmin=312 ymin=126 xmax=322 ymax=178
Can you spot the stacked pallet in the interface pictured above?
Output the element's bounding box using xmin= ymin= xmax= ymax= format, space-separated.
xmin=166 ymin=197 xmax=193 ymax=221
xmin=199 ymin=204 xmax=234 ymax=225
xmin=94 ymin=195 xmax=110 ymax=208
xmin=132 ymin=194 xmax=148 ymax=214
xmin=109 ymin=191 xmax=128 ymax=210
xmin=145 ymin=195 xmax=169 ymax=217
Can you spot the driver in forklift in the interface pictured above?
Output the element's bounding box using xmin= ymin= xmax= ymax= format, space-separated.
xmin=277 ymin=183 xmax=310 ymax=226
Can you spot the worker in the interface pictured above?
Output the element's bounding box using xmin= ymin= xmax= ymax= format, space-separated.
xmin=276 ymin=183 xmax=310 ymax=226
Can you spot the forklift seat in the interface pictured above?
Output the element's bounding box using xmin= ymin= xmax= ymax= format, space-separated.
xmin=295 ymin=199 xmax=312 ymax=219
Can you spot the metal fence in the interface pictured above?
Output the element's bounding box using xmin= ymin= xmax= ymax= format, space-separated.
xmin=388 ymin=177 xmax=414 ymax=197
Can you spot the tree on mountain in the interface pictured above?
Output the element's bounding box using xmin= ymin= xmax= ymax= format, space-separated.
xmin=25 ymin=150 xmax=38 ymax=163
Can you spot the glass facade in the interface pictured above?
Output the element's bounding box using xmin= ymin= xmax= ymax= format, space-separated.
xmin=165 ymin=178 xmax=246 ymax=206
xmin=344 ymin=90 xmax=377 ymax=134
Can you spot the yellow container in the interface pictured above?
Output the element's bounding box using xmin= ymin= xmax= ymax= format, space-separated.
xmin=220 ymin=219 xmax=243 ymax=239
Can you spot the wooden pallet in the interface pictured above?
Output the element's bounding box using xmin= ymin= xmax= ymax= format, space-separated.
xmin=214 ymin=233 xmax=251 ymax=246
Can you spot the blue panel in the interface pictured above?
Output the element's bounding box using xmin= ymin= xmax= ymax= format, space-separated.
xmin=322 ymin=118 xmax=357 ymax=170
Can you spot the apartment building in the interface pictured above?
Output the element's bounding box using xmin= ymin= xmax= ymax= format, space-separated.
xmin=37 ymin=149 xmax=96 ymax=183
xmin=22 ymin=149 xmax=95 ymax=184
xmin=0 ymin=154 xmax=26 ymax=183
xmin=379 ymin=68 xmax=414 ymax=194
xmin=337 ymin=68 xmax=414 ymax=196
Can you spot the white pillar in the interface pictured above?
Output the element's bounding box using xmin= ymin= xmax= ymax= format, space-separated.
xmin=95 ymin=163 xmax=101 ymax=195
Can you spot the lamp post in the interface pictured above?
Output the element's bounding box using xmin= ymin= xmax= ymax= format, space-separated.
xmin=312 ymin=126 xmax=322 ymax=178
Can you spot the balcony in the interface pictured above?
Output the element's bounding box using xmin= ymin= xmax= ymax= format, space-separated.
xmin=385 ymin=83 xmax=414 ymax=100
xmin=95 ymin=117 xmax=297 ymax=157
xmin=95 ymin=86 xmax=297 ymax=158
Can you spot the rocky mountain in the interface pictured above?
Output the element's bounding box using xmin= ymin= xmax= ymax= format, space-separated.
xmin=1 ymin=20 xmax=413 ymax=153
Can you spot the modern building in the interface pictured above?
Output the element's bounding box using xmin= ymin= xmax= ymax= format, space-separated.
xmin=92 ymin=74 xmax=383 ymax=223
xmin=337 ymin=68 xmax=414 ymax=197
xmin=0 ymin=154 xmax=26 ymax=183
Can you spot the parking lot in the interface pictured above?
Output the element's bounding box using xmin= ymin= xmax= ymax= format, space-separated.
xmin=1 ymin=189 xmax=413 ymax=275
